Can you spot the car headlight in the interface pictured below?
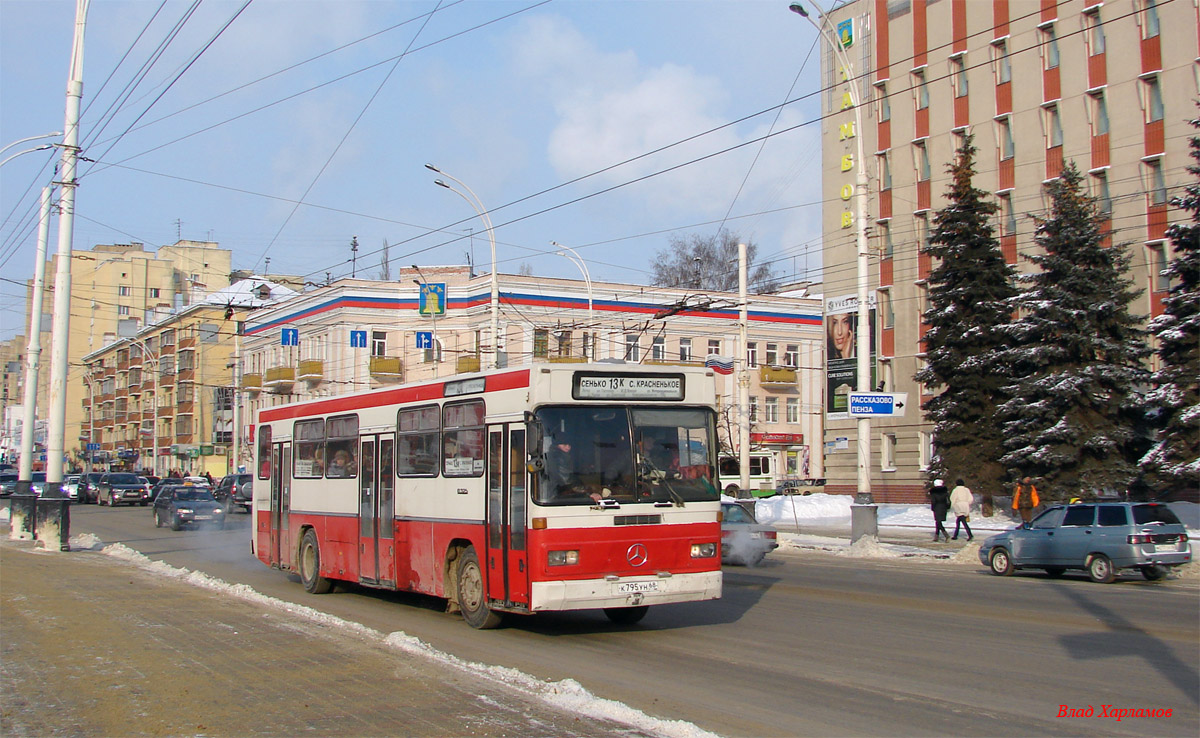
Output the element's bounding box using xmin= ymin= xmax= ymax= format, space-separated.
xmin=547 ymin=550 xmax=579 ymax=566
xmin=213 ymin=508 xmax=224 ymax=515
xmin=691 ymin=543 xmax=717 ymax=558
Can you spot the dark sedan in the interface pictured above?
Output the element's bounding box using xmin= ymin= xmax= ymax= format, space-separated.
xmin=153 ymin=485 xmax=226 ymax=531
xmin=97 ymin=472 xmax=151 ymax=506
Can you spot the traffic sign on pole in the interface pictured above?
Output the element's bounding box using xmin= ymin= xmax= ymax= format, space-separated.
xmin=415 ymin=331 xmax=434 ymax=349
xmin=847 ymin=392 xmax=908 ymax=417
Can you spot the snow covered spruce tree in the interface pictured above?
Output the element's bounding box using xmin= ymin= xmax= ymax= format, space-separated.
xmin=914 ymin=136 xmax=1016 ymax=507
xmin=998 ymin=163 xmax=1150 ymax=502
xmin=1141 ymin=113 xmax=1200 ymax=496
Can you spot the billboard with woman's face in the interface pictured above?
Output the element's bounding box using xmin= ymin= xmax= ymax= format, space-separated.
xmin=825 ymin=294 xmax=875 ymax=420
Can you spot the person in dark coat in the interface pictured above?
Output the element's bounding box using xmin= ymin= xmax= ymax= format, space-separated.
xmin=929 ymin=478 xmax=951 ymax=542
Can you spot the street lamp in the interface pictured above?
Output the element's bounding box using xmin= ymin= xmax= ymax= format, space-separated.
xmin=411 ymin=265 xmax=440 ymax=378
xmin=124 ymin=338 xmax=160 ymax=478
xmin=0 ymin=132 xmax=61 ymax=169
xmin=550 ymin=241 xmax=594 ymax=358
xmin=789 ymin=2 xmax=876 ymax=533
xmin=425 ymin=164 xmax=501 ymax=370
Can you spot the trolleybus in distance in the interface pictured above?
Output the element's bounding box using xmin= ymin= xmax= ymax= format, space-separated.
xmin=251 ymin=363 xmax=724 ymax=628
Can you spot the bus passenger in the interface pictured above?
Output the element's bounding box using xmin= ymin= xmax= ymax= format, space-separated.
xmin=328 ymin=448 xmax=356 ymax=478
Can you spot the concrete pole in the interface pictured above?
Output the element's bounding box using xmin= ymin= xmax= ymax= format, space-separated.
xmin=232 ymin=329 xmax=241 ymax=473
xmin=551 ymin=242 xmax=593 ymax=357
xmin=19 ymin=187 xmax=52 ymax=481
xmin=738 ymin=243 xmax=751 ymax=496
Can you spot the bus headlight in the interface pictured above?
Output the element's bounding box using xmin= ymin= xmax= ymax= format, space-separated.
xmin=691 ymin=543 xmax=717 ymax=558
xmin=547 ymin=550 xmax=579 ymax=566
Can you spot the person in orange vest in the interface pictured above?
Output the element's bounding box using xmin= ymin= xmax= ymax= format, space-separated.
xmin=1012 ymin=477 xmax=1040 ymax=524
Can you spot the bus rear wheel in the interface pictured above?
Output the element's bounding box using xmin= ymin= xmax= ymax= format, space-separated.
xmin=604 ymin=606 xmax=649 ymax=625
xmin=299 ymin=529 xmax=334 ymax=594
xmin=456 ymin=546 xmax=501 ymax=629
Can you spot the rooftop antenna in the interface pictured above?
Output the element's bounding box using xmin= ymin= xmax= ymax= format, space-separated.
xmin=350 ymin=235 xmax=359 ymax=278
xmin=264 ymin=257 xmax=270 ymax=275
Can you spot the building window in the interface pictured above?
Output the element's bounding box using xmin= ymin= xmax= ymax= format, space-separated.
xmin=149 ymin=288 xmax=160 ymax=298
xmin=651 ymin=335 xmax=665 ymax=361
xmin=1044 ymin=105 xmax=1063 ymax=148
xmin=1145 ymin=158 xmax=1167 ymax=206
xmin=786 ymin=397 xmax=800 ymax=424
xmin=1089 ymin=91 xmax=1109 ymax=136
xmin=746 ymin=342 xmax=758 ymax=368
xmin=878 ymin=151 xmax=892 ymax=190
xmin=118 ymin=286 xmax=131 ymax=297
xmin=1142 ymin=0 xmax=1160 ymax=39
xmin=1085 ymin=9 xmax=1106 ymax=55
xmin=117 ymin=305 xmax=130 ymax=316
xmin=707 ymin=339 xmax=721 ymax=356
xmin=917 ymin=283 xmax=930 ymax=325
xmin=624 ymin=334 xmax=640 ymax=362
xmin=918 ymin=214 xmax=931 ymax=251
xmin=679 ymin=337 xmax=692 ymax=362
xmin=371 ymin=331 xmax=386 ymax=358
xmin=784 ymin=344 xmax=799 ymax=368
xmin=1092 ymin=172 xmax=1113 ymax=216
xmin=876 ymin=82 xmax=891 ymax=122
xmin=1041 ymin=25 xmax=1059 ymax=70
xmin=951 ymin=56 xmax=968 ymax=98
xmin=913 ymin=70 xmax=929 ymax=110
xmin=765 ymin=343 xmax=779 ymax=366
xmin=919 ymin=431 xmax=932 ymax=470
xmin=748 ymin=396 xmax=759 ymax=422
xmin=878 ymin=358 xmax=894 ymax=393
xmin=533 ymin=329 xmax=549 ymax=358
xmin=992 ymin=39 xmax=1012 ymax=85
xmin=764 ymin=397 xmax=779 ymax=424
xmin=881 ymin=433 xmax=897 ymax=471
xmin=879 ymin=288 xmax=894 ymax=330
xmin=1147 ymin=243 xmax=1170 ymax=292
xmin=556 ymin=330 xmax=573 ymax=357
xmin=915 ymin=141 xmax=931 ymax=181
xmin=998 ymin=116 xmax=1015 ymax=160
xmin=1142 ymin=76 xmax=1164 ymax=123
xmin=878 ymin=220 xmax=894 ymax=259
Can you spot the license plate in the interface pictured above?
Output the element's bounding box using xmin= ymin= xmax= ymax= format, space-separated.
xmin=618 ymin=581 xmax=659 ymax=593
xmin=1153 ymin=544 xmax=1176 ymax=552
xmin=194 ymin=515 xmax=212 ymax=521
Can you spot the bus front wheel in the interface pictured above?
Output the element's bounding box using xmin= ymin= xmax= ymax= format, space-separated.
xmin=456 ymin=546 xmax=502 ymax=629
xmin=299 ymin=529 xmax=334 ymax=594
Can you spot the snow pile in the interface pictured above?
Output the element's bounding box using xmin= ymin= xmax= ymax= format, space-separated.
xmin=69 ymin=532 xmax=104 ymax=550
xmin=751 ymin=492 xmax=853 ymax=526
xmin=0 ymin=506 xmax=9 ymax=523
xmin=98 ymin=542 xmax=717 ymax=738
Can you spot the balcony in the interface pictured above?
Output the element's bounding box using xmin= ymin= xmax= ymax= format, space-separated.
xmin=179 ymin=336 xmax=198 ymax=350
xmin=242 ymin=373 xmax=262 ymax=394
xmin=456 ymin=356 xmax=480 ymax=374
xmin=759 ymin=365 xmax=797 ymax=387
xmin=547 ymin=355 xmax=587 ymax=364
xmin=298 ymin=360 xmax=324 ymax=386
xmin=264 ymin=366 xmax=295 ymax=394
xmin=176 ymin=401 xmax=195 ymax=416
xmin=178 ymin=368 xmax=196 ymax=383
xmin=369 ymin=356 xmax=403 ymax=382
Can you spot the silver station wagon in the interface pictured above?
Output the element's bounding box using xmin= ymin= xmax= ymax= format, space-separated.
xmin=980 ymin=502 xmax=1191 ymax=583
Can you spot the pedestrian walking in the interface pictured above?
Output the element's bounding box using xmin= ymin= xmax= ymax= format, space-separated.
xmin=1012 ymin=477 xmax=1039 ymax=524
xmin=929 ymin=479 xmax=951 ymax=542
xmin=950 ymin=478 xmax=973 ymax=541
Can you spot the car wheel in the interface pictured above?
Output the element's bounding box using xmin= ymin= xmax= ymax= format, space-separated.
xmin=989 ymin=547 xmax=1014 ymax=576
xmin=1141 ymin=565 xmax=1167 ymax=581
xmin=604 ymin=605 xmax=650 ymax=625
xmin=170 ymin=514 xmax=182 ymax=532
xmin=299 ymin=529 xmax=334 ymax=594
xmin=153 ymin=509 xmax=162 ymax=528
xmin=1087 ymin=554 xmax=1115 ymax=583
xmin=1044 ymin=567 xmax=1066 ymax=578
xmin=456 ymin=546 xmax=501 ymax=629
xmin=724 ymin=484 xmax=740 ymax=497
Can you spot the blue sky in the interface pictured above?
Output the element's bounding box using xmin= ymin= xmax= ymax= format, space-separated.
xmin=1 ymin=0 xmax=827 ymax=341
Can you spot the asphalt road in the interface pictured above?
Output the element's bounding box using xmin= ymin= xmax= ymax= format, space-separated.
xmin=66 ymin=503 xmax=1200 ymax=737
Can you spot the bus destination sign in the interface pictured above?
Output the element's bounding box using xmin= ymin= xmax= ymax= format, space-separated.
xmin=573 ymin=372 xmax=685 ymax=401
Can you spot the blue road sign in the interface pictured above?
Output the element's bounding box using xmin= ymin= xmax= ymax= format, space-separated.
xmin=86 ymin=443 xmax=100 ymax=451
xmin=281 ymin=327 xmax=299 ymax=346
xmin=350 ymin=330 xmax=367 ymax=348
xmin=848 ymin=392 xmax=908 ymax=417
xmin=415 ymin=331 xmax=434 ymax=350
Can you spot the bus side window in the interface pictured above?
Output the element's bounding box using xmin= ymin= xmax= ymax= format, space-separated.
xmin=325 ymin=414 xmax=359 ymax=479
xmin=397 ymin=405 xmax=439 ymax=477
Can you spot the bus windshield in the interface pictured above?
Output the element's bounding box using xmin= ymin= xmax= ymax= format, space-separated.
xmin=533 ymin=405 xmax=718 ymax=506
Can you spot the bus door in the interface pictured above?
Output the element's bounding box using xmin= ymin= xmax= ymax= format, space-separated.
xmin=358 ymin=434 xmax=396 ymax=586
xmin=269 ymin=443 xmax=292 ymax=569
xmin=486 ymin=425 xmax=529 ymax=609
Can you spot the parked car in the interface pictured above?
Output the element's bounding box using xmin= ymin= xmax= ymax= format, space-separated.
xmin=720 ymin=501 xmax=779 ymax=566
xmin=97 ymin=472 xmax=151 ymax=507
xmin=0 ymin=471 xmax=19 ymax=497
xmin=153 ymin=484 xmax=226 ymax=531
xmin=77 ymin=472 xmax=106 ymax=504
xmin=980 ymin=502 xmax=1191 ymax=583
xmin=214 ymin=473 xmax=253 ymax=512
xmin=232 ymin=478 xmax=254 ymax=511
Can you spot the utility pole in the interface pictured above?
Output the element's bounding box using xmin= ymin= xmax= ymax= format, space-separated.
xmin=738 ymin=243 xmax=750 ymax=496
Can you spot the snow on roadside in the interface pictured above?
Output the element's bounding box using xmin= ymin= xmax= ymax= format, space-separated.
xmin=97 ymin=542 xmax=718 ymax=738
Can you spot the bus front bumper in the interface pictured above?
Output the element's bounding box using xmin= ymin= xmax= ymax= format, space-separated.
xmin=530 ymin=570 xmax=722 ymax=612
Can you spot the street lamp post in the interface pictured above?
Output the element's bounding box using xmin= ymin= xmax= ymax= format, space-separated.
xmin=425 ymin=164 xmax=501 ymax=370
xmin=125 ymin=338 xmax=160 ymax=478
xmin=789 ymin=1 xmax=876 ymax=538
xmin=411 ymin=265 xmax=440 ymax=378
xmin=550 ymin=241 xmax=594 ymax=358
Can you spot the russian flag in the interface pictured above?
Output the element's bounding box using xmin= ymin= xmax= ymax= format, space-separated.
xmin=704 ymin=355 xmax=734 ymax=375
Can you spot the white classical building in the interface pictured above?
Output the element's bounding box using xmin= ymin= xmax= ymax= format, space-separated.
xmin=239 ymin=267 xmax=826 ymax=485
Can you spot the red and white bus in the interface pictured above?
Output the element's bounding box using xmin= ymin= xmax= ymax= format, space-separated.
xmin=252 ymin=363 xmax=723 ymax=628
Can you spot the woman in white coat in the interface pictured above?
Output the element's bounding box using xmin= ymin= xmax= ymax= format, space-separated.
xmin=950 ymin=478 xmax=973 ymax=541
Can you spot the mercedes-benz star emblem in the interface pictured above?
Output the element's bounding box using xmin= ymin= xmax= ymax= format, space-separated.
xmin=626 ymin=543 xmax=649 ymax=567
